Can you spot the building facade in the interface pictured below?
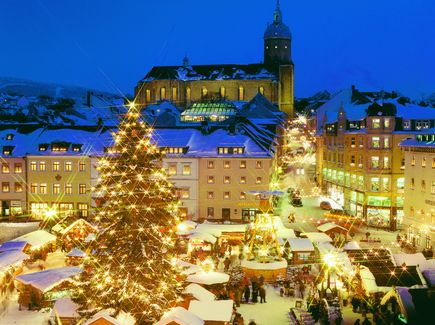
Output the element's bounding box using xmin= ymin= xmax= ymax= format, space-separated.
xmin=0 ymin=156 xmax=26 ymax=218
xmin=135 ymin=1 xmax=294 ymax=116
xmin=400 ymin=134 xmax=435 ymax=253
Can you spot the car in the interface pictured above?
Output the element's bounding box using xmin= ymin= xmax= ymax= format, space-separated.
xmin=291 ymin=197 xmax=303 ymax=207
xmin=320 ymin=201 xmax=332 ymax=210
xmin=324 ymin=208 xmax=353 ymax=219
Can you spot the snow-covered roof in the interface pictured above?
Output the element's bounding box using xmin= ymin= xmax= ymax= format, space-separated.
xmin=0 ymin=241 xmax=28 ymax=252
xmin=0 ymin=250 xmax=29 ymax=271
xmin=66 ymin=248 xmax=87 ymax=258
xmin=342 ymin=241 xmax=361 ymax=250
xmin=15 ymin=266 xmax=82 ymax=293
xmin=83 ymin=311 xmax=122 ymax=325
xmin=183 ymin=283 xmax=216 ymax=301
xmin=393 ymin=253 xmax=427 ymax=267
xmin=422 ymin=269 xmax=435 ymax=287
xmin=186 ymin=271 xmax=229 ymax=285
xmin=155 ymin=307 xmax=204 ymax=325
xmin=241 ymin=259 xmax=287 ymax=270
xmin=188 ymin=300 xmax=233 ymax=322
xmin=12 ymin=230 xmax=57 ymax=250
xmin=50 ymin=297 xmax=79 ymax=319
xmin=287 ymin=238 xmax=315 ymax=252
xmin=61 ymin=218 xmax=98 ymax=235
xmin=188 ymin=231 xmax=217 ymax=244
xmin=177 ymin=260 xmax=203 ymax=275
xmin=195 ymin=223 xmax=247 ymax=237
xmin=300 ymin=232 xmax=333 ymax=243
xmin=317 ymin=223 xmax=348 ymax=233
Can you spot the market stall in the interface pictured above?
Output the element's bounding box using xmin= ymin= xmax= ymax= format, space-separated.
xmin=11 ymin=230 xmax=57 ymax=261
xmin=65 ymin=248 xmax=87 ymax=266
xmin=188 ymin=300 xmax=234 ymax=325
xmin=156 ymin=306 xmax=204 ymax=325
xmin=49 ymin=297 xmax=79 ymax=325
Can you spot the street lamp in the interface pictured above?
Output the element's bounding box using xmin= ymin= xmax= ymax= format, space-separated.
xmin=323 ymin=253 xmax=337 ymax=290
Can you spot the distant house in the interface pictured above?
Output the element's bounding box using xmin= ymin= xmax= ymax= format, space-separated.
xmin=287 ymin=238 xmax=316 ymax=264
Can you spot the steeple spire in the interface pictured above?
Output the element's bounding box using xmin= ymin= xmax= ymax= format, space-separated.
xmin=274 ymin=0 xmax=282 ymax=23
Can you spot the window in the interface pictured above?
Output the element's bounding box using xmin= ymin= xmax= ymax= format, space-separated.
xmin=65 ymin=162 xmax=72 ymax=172
xmin=182 ymin=164 xmax=191 ymax=176
xmin=238 ymin=86 xmax=244 ymax=101
xmin=431 ymin=181 xmax=435 ymax=194
xmin=30 ymin=183 xmax=37 ymax=194
xmin=397 ymin=178 xmax=405 ymax=191
xmin=224 ymin=176 xmax=231 ymax=184
xmin=411 ymin=178 xmax=415 ymax=189
xmin=218 ymin=147 xmax=244 ymax=155
xmin=416 ymin=120 xmax=430 ymax=129
xmin=371 ymin=178 xmax=380 ymax=191
xmin=207 ymin=191 xmax=214 ymax=199
xmin=65 ymin=184 xmax=73 ymax=195
xmin=351 ymin=138 xmax=356 ymax=147
xmin=383 ymin=157 xmax=390 ymax=169
xmin=207 ymin=207 xmax=214 ymax=218
xmin=371 ymin=137 xmax=380 ymax=148
xmin=2 ymin=182 xmax=10 ymax=192
xmin=224 ymin=161 xmax=230 ymax=169
xmin=256 ymin=161 xmax=263 ymax=169
xmin=53 ymin=184 xmax=60 ymax=195
xmin=411 ymin=155 xmax=416 ymax=166
xmin=350 ymin=155 xmax=355 ymax=166
xmin=186 ymin=87 xmax=191 ymax=101
xmin=39 ymin=183 xmax=47 ymax=194
xmin=14 ymin=163 xmax=22 ymax=173
xmin=180 ymin=188 xmax=190 ymax=199
xmin=259 ymin=86 xmax=264 ymax=95
xmin=240 ymin=161 xmax=246 ymax=169
xmin=39 ymin=161 xmax=46 ymax=172
xmin=403 ymin=120 xmax=411 ymax=129
xmin=371 ymin=156 xmax=379 ymax=169
xmin=382 ymin=178 xmax=390 ymax=191
xmin=240 ymin=192 xmax=246 ymax=200
xmin=2 ymin=146 xmax=13 ymax=155
xmin=359 ymin=138 xmax=364 ymax=148
xmin=79 ymin=184 xmax=87 ymax=194
xmin=1 ymin=163 xmax=9 ymax=173
xmin=422 ymin=157 xmax=426 ymax=167
xmin=372 ymin=118 xmax=381 ymax=129
xmin=30 ymin=161 xmax=37 ymax=171
xmin=358 ymin=155 xmax=363 ymax=168
xmin=172 ymin=87 xmax=177 ymax=100
xmin=207 ymin=161 xmax=214 ymax=169
xmin=53 ymin=161 xmax=60 ymax=172
xmin=79 ymin=161 xmax=86 ymax=172
xmin=168 ymin=164 xmax=177 ymax=176
xmin=421 ymin=180 xmax=426 ymax=191
xmin=220 ymin=87 xmax=225 ymax=98
xmin=207 ymin=176 xmax=215 ymax=184
xmin=201 ymin=86 xmax=208 ymax=98
xmin=432 ymin=158 xmax=435 ymax=168
xmin=223 ymin=191 xmax=230 ymax=199
xmin=78 ymin=203 xmax=88 ymax=217
xmin=30 ymin=203 xmax=48 ymax=217
xmin=160 ymin=87 xmax=166 ymax=100
xmin=240 ymin=176 xmax=246 ymax=184
xmin=384 ymin=118 xmax=390 ymax=128
xmin=384 ymin=137 xmax=390 ymax=148
xmin=146 ymin=89 xmax=151 ymax=102
xmin=15 ymin=182 xmax=23 ymax=192
xmin=256 ymin=177 xmax=262 ymax=184
xmin=72 ymin=145 xmax=82 ymax=152
xmin=6 ymin=134 xmax=13 ymax=140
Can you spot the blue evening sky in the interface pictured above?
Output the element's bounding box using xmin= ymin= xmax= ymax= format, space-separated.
xmin=0 ymin=0 xmax=434 ymax=98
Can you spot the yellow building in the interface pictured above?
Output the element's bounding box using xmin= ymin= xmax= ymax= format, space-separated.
xmin=400 ymin=134 xmax=435 ymax=253
xmin=135 ymin=1 xmax=294 ymax=116
xmin=316 ymin=87 xmax=435 ymax=230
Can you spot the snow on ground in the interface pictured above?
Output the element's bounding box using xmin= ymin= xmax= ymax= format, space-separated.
xmin=0 ymin=293 xmax=50 ymax=325
xmin=0 ymin=223 xmax=39 ymax=243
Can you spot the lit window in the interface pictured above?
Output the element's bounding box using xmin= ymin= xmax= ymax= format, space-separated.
xmin=403 ymin=120 xmax=411 ymax=129
xmin=72 ymin=145 xmax=82 ymax=152
xmin=2 ymin=163 xmax=9 ymax=173
xmin=223 ymin=192 xmax=230 ymax=199
xmin=220 ymin=86 xmax=225 ymax=98
xmin=238 ymin=86 xmax=244 ymax=101
xmin=224 ymin=161 xmax=230 ymax=169
xmin=168 ymin=164 xmax=177 ymax=176
xmin=207 ymin=161 xmax=214 ymax=169
xmin=14 ymin=163 xmax=22 ymax=173
xmin=2 ymin=146 xmax=13 ymax=155
xmin=30 ymin=161 xmax=37 ymax=171
xmin=79 ymin=161 xmax=86 ymax=172
xmin=372 ymin=118 xmax=381 ymax=129
xmin=240 ymin=192 xmax=246 ymax=200
xmin=431 ymin=181 xmax=435 ymax=194
xmin=256 ymin=161 xmax=263 ymax=169
xmin=186 ymin=87 xmax=191 ymax=101
xmin=421 ymin=180 xmax=426 ymax=191
xmin=39 ymin=161 xmax=46 ymax=172
xmin=53 ymin=161 xmax=60 ymax=172
xmin=240 ymin=176 xmax=246 ymax=184
xmin=224 ymin=176 xmax=231 ymax=184
xmin=382 ymin=178 xmax=390 ymax=191
xmin=384 ymin=137 xmax=390 ymax=148
xmin=180 ymin=188 xmax=190 ymax=199
xmin=172 ymin=87 xmax=177 ymax=101
xmin=411 ymin=178 xmax=415 ymax=189
xmin=258 ymin=86 xmax=264 ymax=95
xmin=240 ymin=160 xmax=246 ymax=169
xmin=350 ymin=155 xmax=355 ymax=166
xmin=30 ymin=183 xmax=37 ymax=194
xmin=351 ymin=138 xmax=356 ymax=147
xmin=422 ymin=157 xmax=426 ymax=167
xmin=39 ymin=183 xmax=47 ymax=194
xmin=411 ymin=156 xmax=415 ymax=166
xmin=432 ymin=158 xmax=435 ymax=168
xmin=207 ymin=176 xmax=215 ymax=184
xmin=2 ymin=182 xmax=10 ymax=192
xmin=78 ymin=203 xmax=88 ymax=217
xmin=371 ymin=137 xmax=380 ymax=148
xmin=383 ymin=157 xmax=390 ymax=169
xmin=53 ymin=184 xmax=61 ymax=195
xmin=65 ymin=184 xmax=73 ymax=195
xmin=371 ymin=178 xmax=380 ymax=191
xmin=6 ymin=134 xmax=13 ymax=140
xmin=207 ymin=191 xmax=214 ymax=199
xmin=371 ymin=156 xmax=379 ymax=169
xmin=79 ymin=184 xmax=87 ymax=194
xmin=384 ymin=118 xmax=390 ymax=128
xmin=15 ymin=182 xmax=23 ymax=193
xmin=65 ymin=162 xmax=72 ymax=172
xmin=182 ymin=164 xmax=191 ymax=176
xmin=256 ymin=177 xmax=262 ymax=184
xmin=160 ymin=87 xmax=166 ymax=100
xmin=201 ymin=87 xmax=208 ymax=98
xmin=146 ymin=89 xmax=151 ymax=102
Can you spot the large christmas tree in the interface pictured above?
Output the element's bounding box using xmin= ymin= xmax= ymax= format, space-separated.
xmin=74 ymin=102 xmax=182 ymax=323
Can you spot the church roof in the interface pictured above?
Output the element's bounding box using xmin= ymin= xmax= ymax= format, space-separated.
xmin=264 ymin=0 xmax=291 ymax=39
xmin=140 ymin=64 xmax=277 ymax=82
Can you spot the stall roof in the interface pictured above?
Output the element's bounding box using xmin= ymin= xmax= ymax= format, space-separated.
xmin=12 ymin=230 xmax=57 ymax=250
xmin=0 ymin=250 xmax=29 ymax=271
xmin=195 ymin=222 xmax=247 ymax=237
xmin=343 ymin=241 xmax=361 ymax=251
xmin=422 ymin=269 xmax=435 ymax=287
xmin=15 ymin=266 xmax=82 ymax=293
xmin=50 ymin=297 xmax=79 ymax=319
xmin=0 ymin=241 xmax=28 ymax=252
xmin=66 ymin=248 xmax=87 ymax=258
xmin=61 ymin=218 xmax=98 ymax=235
xmin=183 ymin=283 xmax=216 ymax=301
xmin=189 ymin=300 xmax=233 ymax=322
xmin=188 ymin=231 xmax=217 ymax=244
xmin=393 ymin=253 xmax=427 ymax=267
xmin=317 ymin=223 xmax=348 ymax=233
xmin=177 ymin=260 xmax=203 ymax=275
xmin=186 ymin=271 xmax=229 ymax=285
xmin=156 ymin=307 xmax=204 ymax=325
xmin=83 ymin=311 xmax=122 ymax=325
xmin=287 ymin=238 xmax=315 ymax=252
xmin=300 ymin=232 xmax=333 ymax=243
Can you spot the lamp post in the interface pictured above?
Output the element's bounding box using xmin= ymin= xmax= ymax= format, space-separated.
xmin=323 ymin=253 xmax=337 ymax=290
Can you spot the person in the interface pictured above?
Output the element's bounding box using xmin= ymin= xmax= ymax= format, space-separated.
xmin=259 ymin=274 xmax=265 ymax=285
xmin=362 ymin=317 xmax=371 ymax=325
xmin=354 ymin=319 xmax=360 ymax=325
xmin=244 ymin=285 xmax=251 ymax=303
xmin=224 ymin=257 xmax=231 ymax=272
xmin=252 ymin=282 xmax=258 ymax=303
xmin=259 ymin=284 xmax=266 ymax=303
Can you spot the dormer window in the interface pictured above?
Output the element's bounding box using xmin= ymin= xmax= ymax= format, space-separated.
xmin=72 ymin=144 xmax=82 ymax=152
xmin=218 ymin=147 xmax=244 ymax=155
xmin=403 ymin=120 xmax=411 ymax=129
xmin=6 ymin=134 xmax=14 ymax=140
xmin=416 ymin=120 xmax=430 ymax=130
xmin=2 ymin=146 xmax=14 ymax=155
xmin=39 ymin=144 xmax=49 ymax=151
xmin=165 ymin=147 xmax=187 ymax=154
xmin=51 ymin=142 xmax=69 ymax=152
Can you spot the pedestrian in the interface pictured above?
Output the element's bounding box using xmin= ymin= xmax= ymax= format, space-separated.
xmin=362 ymin=317 xmax=371 ymax=325
xmin=259 ymin=285 xmax=266 ymax=303
xmin=259 ymin=274 xmax=265 ymax=285
xmin=354 ymin=319 xmax=360 ymax=325
xmin=224 ymin=257 xmax=231 ymax=272
xmin=244 ymin=285 xmax=251 ymax=303
xmin=252 ymin=282 xmax=258 ymax=303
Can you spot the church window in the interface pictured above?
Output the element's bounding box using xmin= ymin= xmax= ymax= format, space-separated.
xmin=186 ymin=87 xmax=191 ymax=101
xmin=160 ymin=87 xmax=166 ymax=100
xmin=146 ymin=89 xmax=151 ymax=102
xmin=238 ymin=87 xmax=244 ymax=101
xmin=172 ymin=87 xmax=177 ymax=101
xmin=258 ymin=86 xmax=264 ymax=95
xmin=220 ymin=87 xmax=225 ymax=98
xmin=201 ymin=87 xmax=208 ymax=98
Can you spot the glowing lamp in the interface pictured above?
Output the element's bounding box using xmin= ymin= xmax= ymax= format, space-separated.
xmin=323 ymin=253 xmax=337 ymax=268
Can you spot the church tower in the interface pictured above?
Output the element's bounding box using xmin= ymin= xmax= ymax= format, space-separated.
xmin=264 ymin=0 xmax=294 ymax=117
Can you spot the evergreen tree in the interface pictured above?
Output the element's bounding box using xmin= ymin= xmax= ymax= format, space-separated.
xmin=74 ymin=102 xmax=182 ymax=324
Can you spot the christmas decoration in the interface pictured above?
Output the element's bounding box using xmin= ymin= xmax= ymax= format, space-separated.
xmin=73 ymin=102 xmax=182 ymax=324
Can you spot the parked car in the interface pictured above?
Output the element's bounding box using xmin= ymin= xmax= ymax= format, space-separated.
xmin=324 ymin=208 xmax=353 ymax=219
xmin=320 ymin=201 xmax=332 ymax=210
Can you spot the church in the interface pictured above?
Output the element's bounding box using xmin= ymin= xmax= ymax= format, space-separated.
xmin=135 ymin=0 xmax=294 ymax=117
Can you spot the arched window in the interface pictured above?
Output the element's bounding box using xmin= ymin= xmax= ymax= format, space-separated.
xmin=186 ymin=87 xmax=191 ymax=101
xmin=220 ymin=87 xmax=225 ymax=98
xmin=172 ymin=87 xmax=177 ymax=101
xmin=146 ymin=89 xmax=151 ymax=102
xmin=259 ymin=86 xmax=264 ymax=95
xmin=238 ymin=86 xmax=244 ymax=101
xmin=201 ymin=86 xmax=208 ymax=98
xmin=160 ymin=87 xmax=166 ymax=100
